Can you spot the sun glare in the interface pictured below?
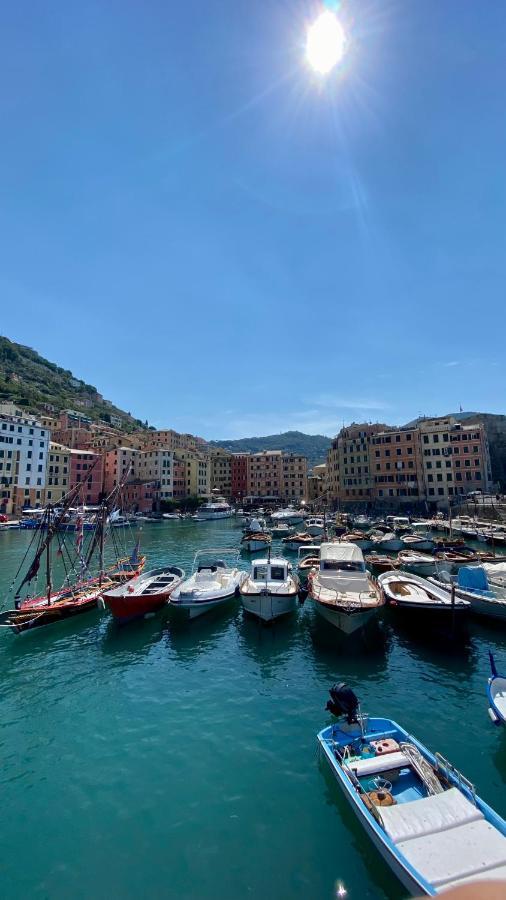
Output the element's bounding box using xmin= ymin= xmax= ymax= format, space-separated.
xmin=306 ymin=10 xmax=346 ymax=75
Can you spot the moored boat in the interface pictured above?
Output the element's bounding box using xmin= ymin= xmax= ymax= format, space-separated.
xmin=341 ymin=532 xmax=373 ymax=552
xmin=396 ymin=550 xmax=436 ymax=577
xmin=401 ymin=534 xmax=435 ymax=553
xmin=487 ymin=651 xmax=506 ymax=726
xmin=305 ymin=516 xmax=326 ymax=537
xmin=376 ymin=532 xmax=404 ymax=552
xmin=102 ymin=565 xmax=185 ymax=623
xmin=170 ymin=549 xmax=246 ymax=619
xmin=240 ymin=556 xmax=299 ymax=622
xmin=297 ymin=545 xmax=321 ymax=586
xmin=318 ymin=684 xmax=506 ymax=896
xmin=282 ymin=532 xmax=315 ymax=552
xmin=194 ymin=495 xmax=233 ymax=520
xmin=378 ymin=570 xmax=469 ymax=624
xmin=365 ymin=553 xmax=398 ymax=575
xmin=429 ymin=566 xmax=506 ymax=622
xmin=309 ymin=542 xmax=383 ymax=635
xmin=241 ymin=519 xmax=272 ymax=552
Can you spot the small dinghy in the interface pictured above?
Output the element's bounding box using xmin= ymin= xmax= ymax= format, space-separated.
xmin=378 ymin=570 xmax=469 ymax=624
xmin=401 ymin=534 xmax=435 ymax=552
xmin=102 ymin=565 xmax=185 ymax=624
xmin=297 ymin=545 xmax=321 ymax=587
xmin=282 ymin=532 xmax=316 ymax=552
xmin=241 ymin=519 xmax=272 ymax=553
xmin=396 ymin=550 xmax=436 ymax=577
xmin=170 ymin=549 xmax=246 ymax=619
xmin=429 ymin=566 xmax=506 ymax=622
xmin=318 ymin=684 xmax=506 ymax=896
xmin=342 ymin=532 xmax=373 ymax=551
xmin=240 ymin=556 xmax=299 ymax=622
xmin=488 ymin=652 xmax=506 ymax=726
xmin=365 ymin=553 xmax=398 ymax=575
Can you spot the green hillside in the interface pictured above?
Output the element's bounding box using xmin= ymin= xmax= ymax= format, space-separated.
xmin=0 ymin=336 xmax=146 ymax=431
xmin=210 ymin=431 xmax=331 ymax=468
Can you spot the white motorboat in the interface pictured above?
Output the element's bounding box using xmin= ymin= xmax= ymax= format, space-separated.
xmin=241 ymin=519 xmax=272 ymax=553
xmin=305 ymin=516 xmax=326 ymax=537
xmin=240 ymin=557 xmax=299 ymax=622
xmin=379 ymin=570 xmax=469 ymax=623
xmin=162 ymin=513 xmax=181 ymax=520
xmin=271 ymin=507 xmax=305 ymax=525
xmin=270 ymin=524 xmax=295 ymax=539
xmin=429 ymin=566 xmax=506 ymax=622
xmin=242 ymin=517 xmax=268 ymax=534
xmin=396 ymin=550 xmax=436 ymax=577
xmin=401 ymin=534 xmax=435 ymax=552
xmin=194 ymin=496 xmax=233 ymax=520
xmin=308 ymin=542 xmax=384 ymax=635
xmin=170 ymin=549 xmax=246 ymax=619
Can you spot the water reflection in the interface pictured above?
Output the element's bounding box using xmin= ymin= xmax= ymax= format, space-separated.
xmin=164 ymin=606 xmax=241 ymax=663
xmin=318 ymin=757 xmax=404 ymax=900
xmin=236 ymin=605 xmax=305 ymax=677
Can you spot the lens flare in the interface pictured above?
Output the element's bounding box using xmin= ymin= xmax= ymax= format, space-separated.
xmin=306 ymin=10 xmax=346 ymax=75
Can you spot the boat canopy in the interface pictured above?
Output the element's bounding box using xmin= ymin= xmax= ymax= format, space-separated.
xmin=320 ymin=543 xmax=364 ymax=563
xmin=457 ymin=565 xmax=490 ymax=593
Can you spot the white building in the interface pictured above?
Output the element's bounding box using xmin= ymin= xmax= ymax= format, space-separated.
xmin=0 ymin=414 xmax=50 ymax=515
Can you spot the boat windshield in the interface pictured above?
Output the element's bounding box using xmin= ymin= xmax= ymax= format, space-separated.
xmin=321 ymin=561 xmax=366 ymax=573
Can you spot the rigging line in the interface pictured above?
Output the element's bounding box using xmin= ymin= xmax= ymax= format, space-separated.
xmin=7 ymin=520 xmax=41 ymax=595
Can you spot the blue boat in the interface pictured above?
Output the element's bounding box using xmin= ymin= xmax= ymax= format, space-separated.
xmin=318 ymin=684 xmax=506 ymax=896
xmin=487 ymin=651 xmax=506 ymax=726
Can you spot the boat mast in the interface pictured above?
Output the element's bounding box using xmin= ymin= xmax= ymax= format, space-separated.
xmin=46 ymin=505 xmax=52 ymax=606
xmin=99 ymin=502 xmax=106 ymax=588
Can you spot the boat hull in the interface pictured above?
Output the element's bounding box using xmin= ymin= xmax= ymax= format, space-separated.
xmin=313 ymin=600 xmax=378 ymax=635
xmin=169 ymin=592 xmax=236 ymax=620
xmin=241 ymin=591 xmax=298 ymax=622
xmin=103 ymin=592 xmax=169 ymax=623
xmin=242 ymin=539 xmax=271 ymax=552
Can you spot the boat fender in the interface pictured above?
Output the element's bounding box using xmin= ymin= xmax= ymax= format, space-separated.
xmin=234 ymin=586 xmax=241 ymax=598
xmin=97 ymin=597 xmax=105 ymax=611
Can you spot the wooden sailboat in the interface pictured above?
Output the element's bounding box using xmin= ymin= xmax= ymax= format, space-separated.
xmin=0 ymin=465 xmax=142 ymax=634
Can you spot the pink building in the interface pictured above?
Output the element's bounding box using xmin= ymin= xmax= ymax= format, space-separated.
xmin=122 ymin=480 xmax=159 ymax=512
xmin=69 ymin=450 xmax=104 ymax=504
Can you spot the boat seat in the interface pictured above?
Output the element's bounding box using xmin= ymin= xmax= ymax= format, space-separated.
xmin=381 ymin=788 xmax=506 ymax=890
xmin=348 ymin=751 xmax=409 ymax=777
xmin=380 ymin=788 xmax=482 ymax=843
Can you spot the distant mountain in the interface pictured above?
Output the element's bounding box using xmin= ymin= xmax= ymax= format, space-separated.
xmin=210 ymin=431 xmax=331 ymax=469
xmin=0 ymin=336 xmax=147 ymax=431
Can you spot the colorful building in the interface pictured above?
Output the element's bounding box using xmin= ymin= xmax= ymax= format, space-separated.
xmin=209 ymin=448 xmax=232 ymax=497
xmin=231 ymin=453 xmax=250 ymax=501
xmin=104 ymin=447 xmax=139 ymax=494
xmin=45 ymin=442 xmax=71 ymax=505
xmin=370 ymin=427 xmax=423 ymax=503
xmin=69 ymin=449 xmax=104 ymax=505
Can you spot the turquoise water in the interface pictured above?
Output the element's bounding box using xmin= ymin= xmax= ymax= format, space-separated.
xmin=2 ymin=519 xmax=506 ymax=899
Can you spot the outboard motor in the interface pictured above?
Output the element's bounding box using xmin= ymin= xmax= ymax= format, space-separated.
xmin=326 ymin=682 xmax=359 ymax=724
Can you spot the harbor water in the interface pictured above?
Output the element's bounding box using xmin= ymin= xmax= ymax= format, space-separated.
xmin=2 ymin=519 xmax=506 ymax=899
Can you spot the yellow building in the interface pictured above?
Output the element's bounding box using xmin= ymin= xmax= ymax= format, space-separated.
xmin=307 ymin=463 xmax=328 ymax=502
xmin=247 ymin=451 xmax=307 ymax=501
xmin=45 ymin=442 xmax=71 ymax=505
xmin=174 ymin=451 xmax=210 ymax=498
xmin=209 ymin=448 xmax=232 ymax=497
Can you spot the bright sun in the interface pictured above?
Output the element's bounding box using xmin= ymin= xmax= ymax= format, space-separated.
xmin=306 ymin=10 xmax=346 ymax=75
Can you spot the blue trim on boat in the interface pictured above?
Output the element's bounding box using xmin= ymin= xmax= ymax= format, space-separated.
xmin=318 ymin=715 xmax=506 ymax=896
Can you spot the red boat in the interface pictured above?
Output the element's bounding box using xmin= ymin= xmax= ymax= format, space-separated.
xmin=102 ymin=565 xmax=185 ymax=623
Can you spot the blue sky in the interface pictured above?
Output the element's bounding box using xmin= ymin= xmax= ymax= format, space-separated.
xmin=1 ymin=1 xmax=505 ymax=439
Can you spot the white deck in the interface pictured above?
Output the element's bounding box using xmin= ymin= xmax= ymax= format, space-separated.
xmin=380 ymin=788 xmax=506 ymax=891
